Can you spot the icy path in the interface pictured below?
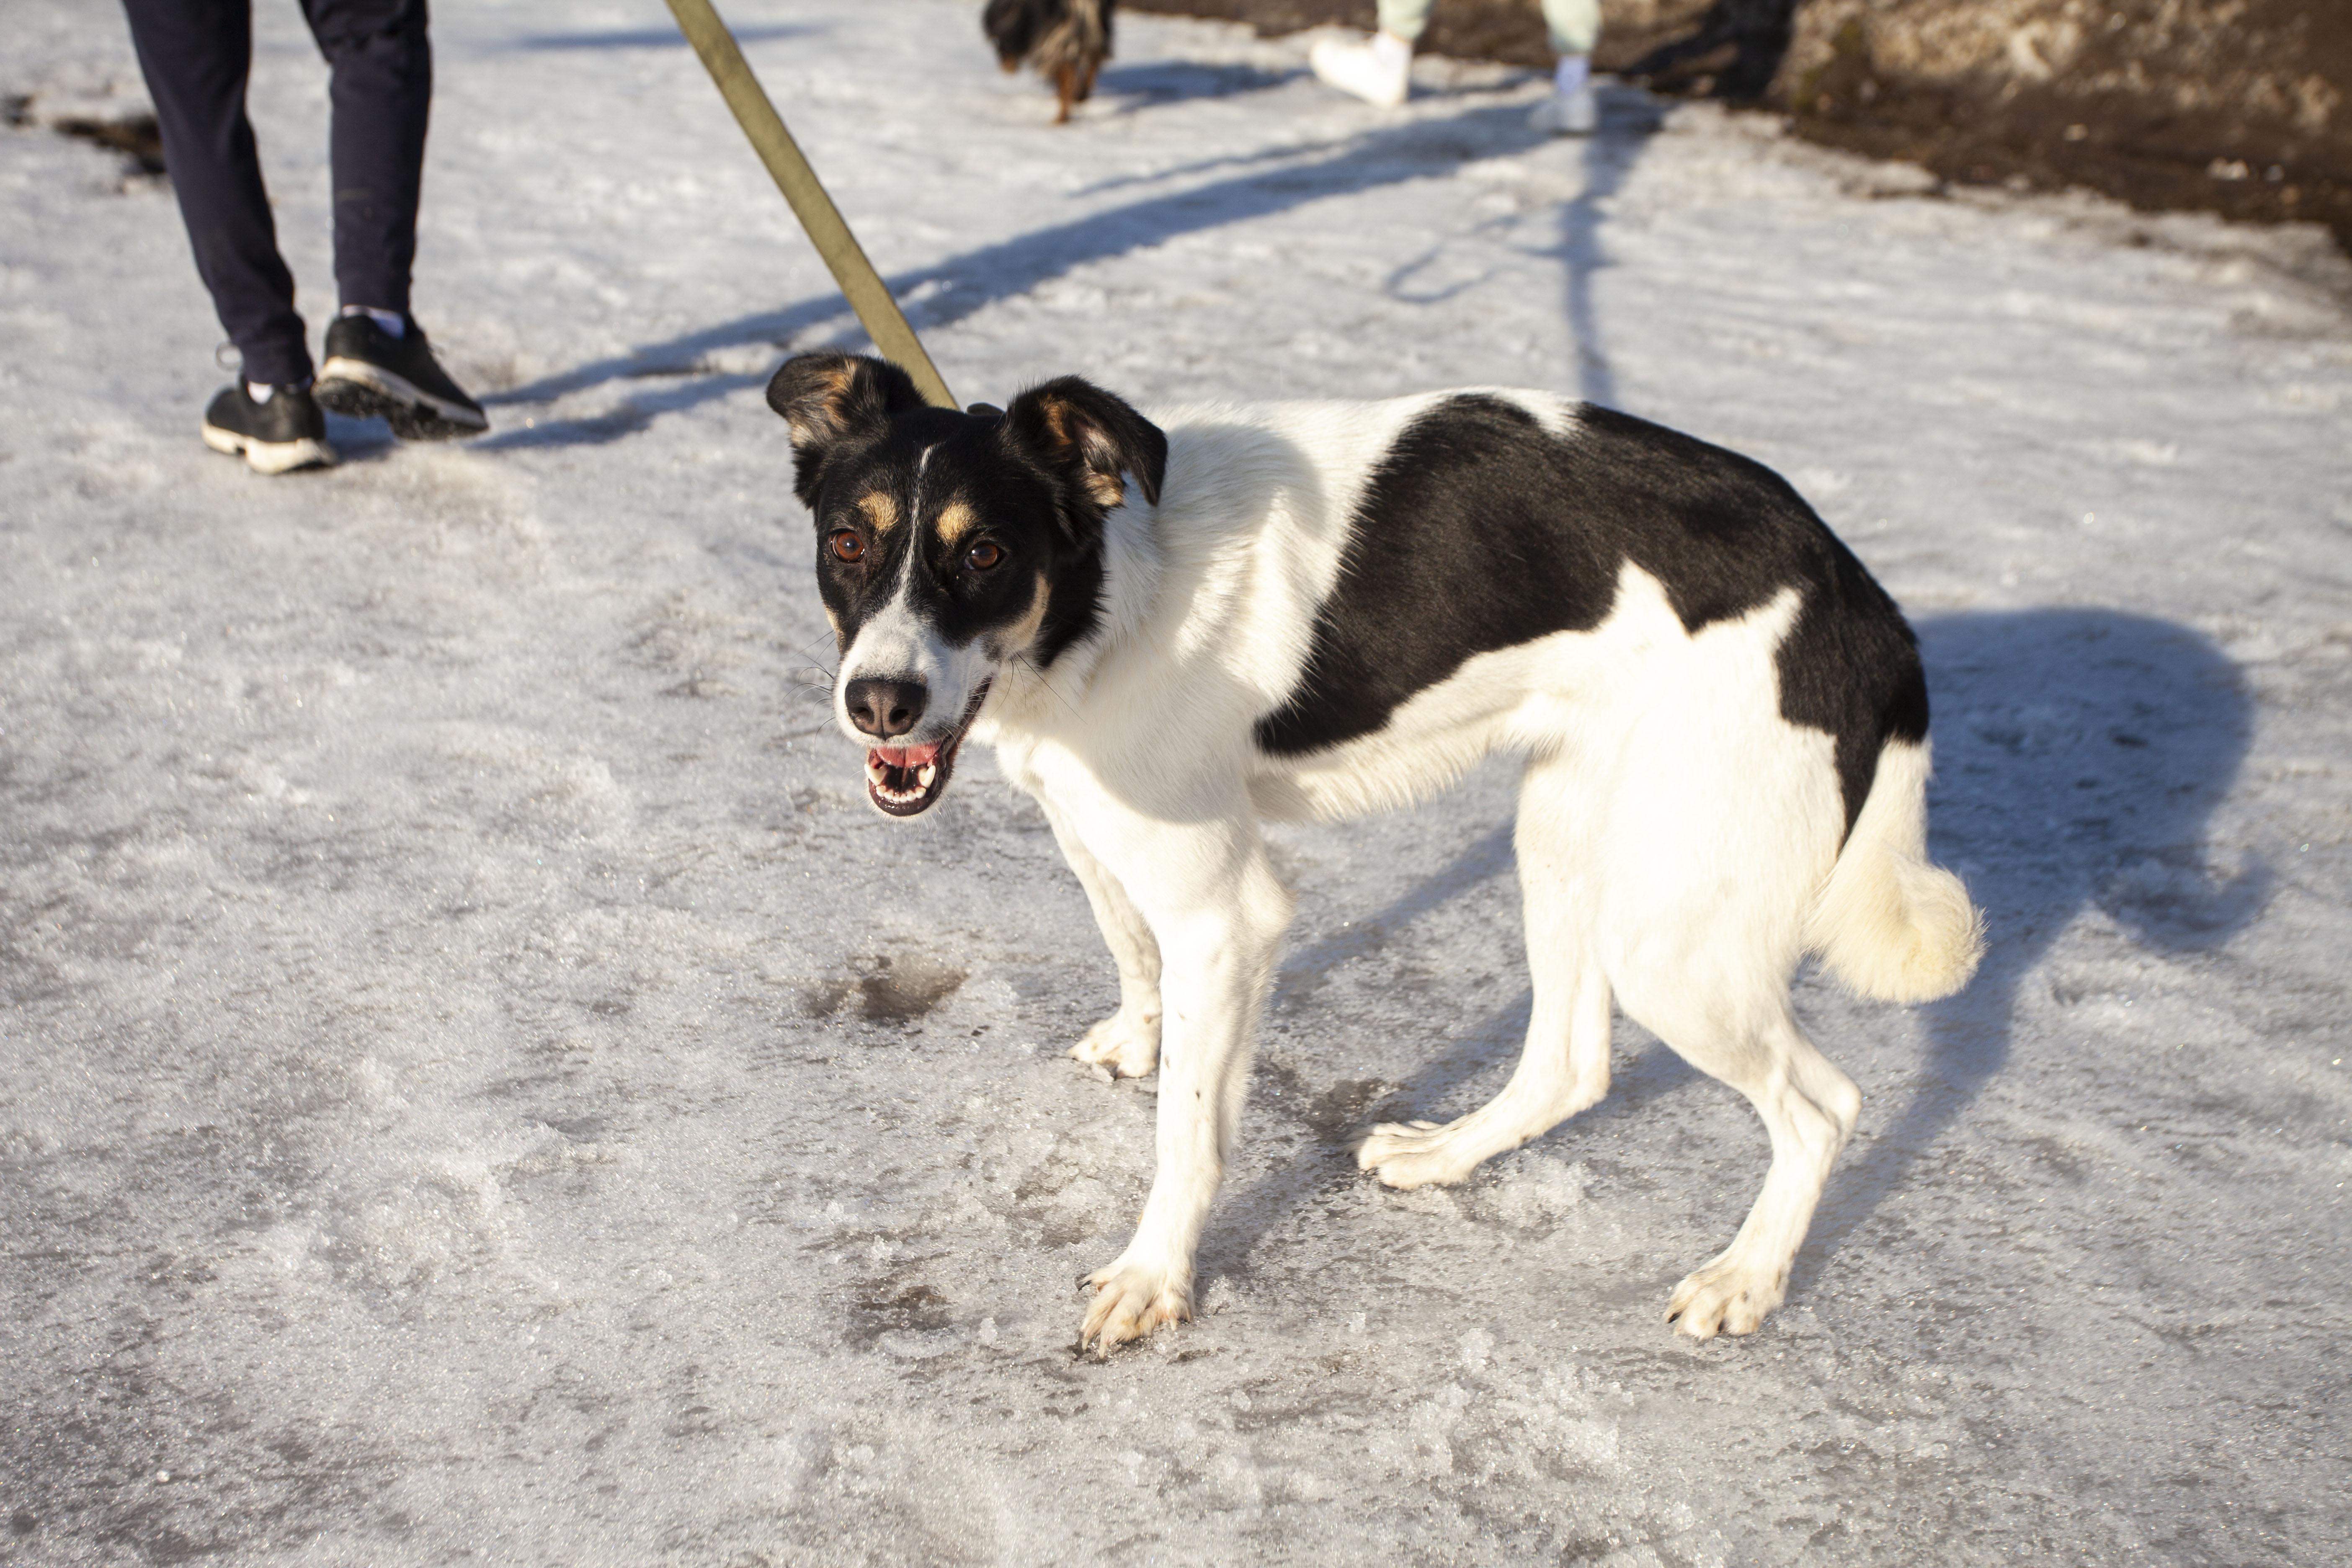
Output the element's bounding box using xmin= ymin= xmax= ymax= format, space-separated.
xmin=4 ymin=1 xmax=2350 ymax=1562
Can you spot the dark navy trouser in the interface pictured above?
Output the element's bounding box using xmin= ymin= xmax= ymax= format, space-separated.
xmin=121 ymin=0 xmax=433 ymax=386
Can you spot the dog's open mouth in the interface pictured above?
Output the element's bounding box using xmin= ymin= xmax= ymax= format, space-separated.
xmin=863 ymin=680 xmax=991 ymax=818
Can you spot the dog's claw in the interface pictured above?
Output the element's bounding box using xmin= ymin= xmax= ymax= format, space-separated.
xmin=1068 ymin=1008 xmax=1160 ymax=1080
xmin=1078 ymin=1257 xmax=1190 ymax=1351
xmin=1356 ymin=1117 xmax=1483 ymax=1189
xmin=1666 ymin=1258 xmax=1782 ymax=1338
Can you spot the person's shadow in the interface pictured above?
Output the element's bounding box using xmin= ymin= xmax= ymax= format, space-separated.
xmin=1207 ymin=607 xmax=2262 ymax=1285
xmin=470 ymin=95 xmax=1558 ymax=450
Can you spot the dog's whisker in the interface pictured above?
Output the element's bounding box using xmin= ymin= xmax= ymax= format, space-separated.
xmin=791 ymin=658 xmax=839 ymax=707
xmin=790 ymin=626 xmax=842 ymax=665
xmin=1015 ymin=650 xmax=1084 ymax=722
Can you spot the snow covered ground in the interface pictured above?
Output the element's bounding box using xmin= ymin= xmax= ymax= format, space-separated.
xmin=5 ymin=0 xmax=2350 ymax=1561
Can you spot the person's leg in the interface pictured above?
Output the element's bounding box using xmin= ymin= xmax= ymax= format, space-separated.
xmin=302 ymin=0 xmax=483 ymax=439
xmin=1375 ymin=0 xmax=1435 ymax=43
xmin=120 ymin=0 xmax=312 ymax=386
xmin=1532 ymin=0 xmax=1602 ymax=134
xmin=1540 ymin=0 xmax=1600 ymax=58
xmin=299 ymin=0 xmax=432 ymax=320
xmin=1311 ymin=0 xmax=1429 ymax=106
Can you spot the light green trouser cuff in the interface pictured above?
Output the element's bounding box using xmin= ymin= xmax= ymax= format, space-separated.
xmin=1376 ymin=0 xmax=1599 ymax=57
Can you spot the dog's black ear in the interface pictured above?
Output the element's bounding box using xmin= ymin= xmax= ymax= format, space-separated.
xmin=766 ymin=352 xmax=926 ymax=508
xmin=1001 ymin=377 xmax=1167 ymax=542
xmin=980 ymin=0 xmax=1039 ymax=66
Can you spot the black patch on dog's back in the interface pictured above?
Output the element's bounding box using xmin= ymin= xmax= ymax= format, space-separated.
xmin=1252 ymin=395 xmax=1926 ymax=835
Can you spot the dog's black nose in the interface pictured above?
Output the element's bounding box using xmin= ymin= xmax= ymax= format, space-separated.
xmin=844 ymin=677 xmax=928 ymax=739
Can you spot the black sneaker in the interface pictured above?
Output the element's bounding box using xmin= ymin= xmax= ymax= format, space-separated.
xmin=200 ymin=383 xmax=337 ymax=474
xmin=316 ymin=314 xmax=488 ymax=440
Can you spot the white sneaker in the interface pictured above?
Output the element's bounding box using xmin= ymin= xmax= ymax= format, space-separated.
xmin=1530 ymin=84 xmax=1598 ymax=135
xmin=1310 ymin=31 xmax=1413 ymax=109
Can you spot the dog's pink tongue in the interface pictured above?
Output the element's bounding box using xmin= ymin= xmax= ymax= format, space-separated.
xmin=870 ymin=742 xmax=942 ymax=769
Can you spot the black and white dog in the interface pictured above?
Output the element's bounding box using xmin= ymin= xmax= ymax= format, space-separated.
xmin=768 ymin=352 xmax=1983 ymax=1351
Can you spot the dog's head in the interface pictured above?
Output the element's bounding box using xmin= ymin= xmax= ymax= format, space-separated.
xmin=768 ymin=351 xmax=1166 ymax=817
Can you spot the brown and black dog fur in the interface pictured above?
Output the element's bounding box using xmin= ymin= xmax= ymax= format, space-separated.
xmin=983 ymin=0 xmax=1116 ymax=124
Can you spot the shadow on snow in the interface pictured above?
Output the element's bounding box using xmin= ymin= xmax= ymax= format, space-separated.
xmin=501 ymin=23 xmax=819 ymax=52
xmin=1558 ymin=83 xmax=1666 ymax=409
xmin=470 ymin=93 xmax=1558 ymax=449
xmin=1088 ymin=59 xmax=1300 ymax=116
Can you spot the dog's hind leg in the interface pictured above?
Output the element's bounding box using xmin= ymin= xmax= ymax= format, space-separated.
xmin=1052 ymin=62 xmax=1078 ymax=123
xmin=1622 ymin=986 xmax=1858 ymax=1340
xmin=1038 ymin=797 xmax=1162 ymax=1078
xmin=1595 ymin=754 xmax=1858 ymax=1337
xmin=1358 ymin=757 xmax=1613 ymax=1188
xmin=1572 ymin=618 xmax=1858 ymax=1336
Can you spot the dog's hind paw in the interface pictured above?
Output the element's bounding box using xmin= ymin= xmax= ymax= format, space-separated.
xmin=1355 ymin=1119 xmax=1482 ymax=1189
xmin=1069 ymin=1008 xmax=1159 ymax=1079
xmin=1665 ymin=1259 xmax=1787 ymax=1339
xmin=1078 ymin=1258 xmax=1190 ymax=1354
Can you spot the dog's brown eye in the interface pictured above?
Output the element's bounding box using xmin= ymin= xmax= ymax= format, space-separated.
xmin=964 ymin=541 xmax=1005 ymax=571
xmin=829 ymin=530 xmax=865 ymax=563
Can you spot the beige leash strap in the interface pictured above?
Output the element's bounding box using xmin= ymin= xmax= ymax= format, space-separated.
xmin=663 ymin=0 xmax=957 ymax=410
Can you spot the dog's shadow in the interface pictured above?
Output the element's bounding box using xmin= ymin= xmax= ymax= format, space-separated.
xmin=1089 ymin=60 xmax=1297 ymax=115
xmin=1206 ymin=607 xmax=2261 ymax=1294
xmin=1805 ymin=608 xmax=2263 ymax=1272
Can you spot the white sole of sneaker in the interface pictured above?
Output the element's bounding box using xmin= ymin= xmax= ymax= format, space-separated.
xmin=201 ymin=421 xmax=338 ymax=475
xmin=316 ymin=357 xmax=489 ymax=440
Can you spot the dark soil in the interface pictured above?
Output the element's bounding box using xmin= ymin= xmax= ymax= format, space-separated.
xmin=3 ymin=95 xmax=167 ymax=177
xmin=1786 ymin=2 xmax=2349 ymax=255
xmin=1124 ymin=0 xmax=1711 ymax=73
xmin=1124 ymin=0 xmax=2352 ymax=255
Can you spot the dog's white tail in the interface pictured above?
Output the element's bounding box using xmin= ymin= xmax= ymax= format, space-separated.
xmin=1805 ymin=740 xmax=1985 ymax=1003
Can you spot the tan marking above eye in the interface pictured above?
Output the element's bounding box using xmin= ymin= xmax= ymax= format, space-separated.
xmin=933 ymin=500 xmax=977 ymax=546
xmin=856 ymin=492 xmax=899 ymax=533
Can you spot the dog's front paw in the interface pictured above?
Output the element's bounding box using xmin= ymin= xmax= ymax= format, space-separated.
xmin=1078 ymin=1257 xmax=1190 ymax=1353
xmin=1356 ymin=1119 xmax=1481 ymax=1189
xmin=1665 ymin=1258 xmax=1787 ymax=1339
xmin=1068 ymin=1007 xmax=1159 ymax=1078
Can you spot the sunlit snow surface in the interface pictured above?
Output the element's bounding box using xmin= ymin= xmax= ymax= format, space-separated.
xmin=5 ymin=1 xmax=2351 ymax=1562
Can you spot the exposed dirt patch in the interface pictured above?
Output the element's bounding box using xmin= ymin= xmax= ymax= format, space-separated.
xmin=1125 ymin=0 xmax=2351 ymax=252
xmin=1784 ymin=1 xmax=2349 ymax=254
xmin=4 ymin=94 xmax=165 ymax=177
xmin=806 ymin=952 xmax=969 ymax=1025
xmin=1128 ymin=0 xmax=1725 ymax=71
xmin=846 ymin=1280 xmax=954 ymax=1345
